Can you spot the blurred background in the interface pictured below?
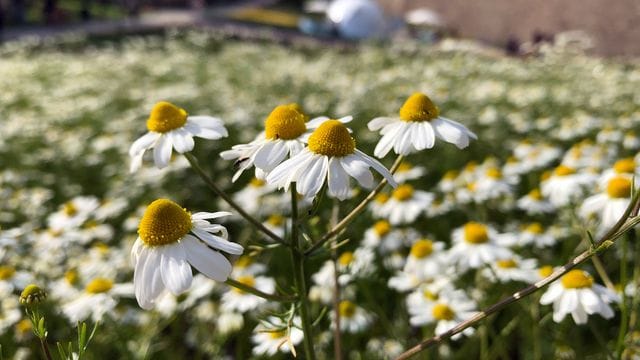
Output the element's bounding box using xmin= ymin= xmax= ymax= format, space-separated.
xmin=0 ymin=0 xmax=638 ymax=56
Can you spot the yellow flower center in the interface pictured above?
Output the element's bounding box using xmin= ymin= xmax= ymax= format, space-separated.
xmin=392 ymin=184 xmax=414 ymax=201
xmin=339 ymin=300 xmax=357 ymax=318
xmin=138 ymin=199 xmax=192 ymax=247
xmin=554 ymin=165 xmax=576 ymax=177
xmin=463 ymin=222 xmax=489 ymax=244
xmin=0 ymin=266 xmax=15 ymax=280
xmin=410 ymin=239 xmax=434 ymax=259
xmin=399 ymin=93 xmax=440 ymax=122
xmin=561 ymin=270 xmax=594 ymax=289
xmin=423 ymin=290 xmax=439 ymax=301
xmin=432 ymin=303 xmax=455 ymax=321
xmin=464 ymin=161 xmax=478 ymax=173
xmin=443 ymin=170 xmax=459 ymax=181
xmin=467 ymin=182 xmax=477 ymax=192
xmin=63 ymin=202 xmax=78 ymax=216
xmin=525 ymin=222 xmax=544 ymax=234
xmin=375 ymin=193 xmax=389 ymax=204
xmin=264 ymin=103 xmax=309 ymax=140
xmin=373 ymin=220 xmax=391 ymax=236
xmin=269 ymin=330 xmax=287 ymax=339
xmin=235 ymin=256 xmax=254 ymax=268
xmin=15 ymin=319 xmax=32 ymax=335
xmin=250 ymin=178 xmax=266 ymax=187
xmin=486 ymin=168 xmax=502 ymax=179
xmin=146 ymin=101 xmax=188 ymax=133
xmin=614 ymin=158 xmax=635 ymax=174
xmin=538 ymin=265 xmax=553 ymax=278
xmin=267 ymin=214 xmax=285 ymax=226
xmin=65 ymin=269 xmax=79 ymax=285
xmin=496 ymin=259 xmax=517 ymax=269
xmin=397 ymin=161 xmax=413 ymax=172
xmin=233 ymin=275 xmax=256 ymax=294
xmin=307 ymin=120 xmax=355 ymax=157
xmin=606 ymin=176 xmax=631 ymax=199
xmin=85 ymin=278 xmax=114 ymax=294
xmin=528 ymin=188 xmax=543 ymax=200
xmin=338 ymin=251 xmax=354 ymax=266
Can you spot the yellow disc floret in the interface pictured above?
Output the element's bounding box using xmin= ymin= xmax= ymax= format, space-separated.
xmin=0 ymin=266 xmax=15 ymax=280
xmin=538 ymin=265 xmax=553 ymax=278
xmin=614 ymin=158 xmax=635 ymax=174
xmin=267 ymin=214 xmax=285 ymax=226
xmin=496 ymin=259 xmax=517 ymax=269
xmin=392 ymin=184 xmax=414 ymax=201
xmin=375 ymin=193 xmax=389 ymax=204
xmin=308 ymin=120 xmax=355 ymax=157
xmin=138 ymin=199 xmax=192 ymax=247
xmin=525 ymin=222 xmax=544 ymax=234
xmin=19 ymin=284 xmax=47 ymax=306
xmin=486 ymin=168 xmax=502 ymax=179
xmin=233 ymin=275 xmax=256 ymax=294
xmin=397 ymin=161 xmax=413 ymax=172
xmin=339 ymin=300 xmax=357 ymax=318
xmin=554 ymin=165 xmax=576 ymax=177
xmin=561 ymin=270 xmax=594 ymax=289
xmin=264 ymin=103 xmax=309 ymax=140
xmin=338 ymin=251 xmax=354 ymax=266
xmin=606 ymin=176 xmax=631 ymax=199
xmin=146 ymin=101 xmax=188 ymax=133
xmin=463 ymin=222 xmax=489 ymax=244
xmin=399 ymin=93 xmax=440 ymax=122
xmin=432 ymin=303 xmax=455 ymax=321
xmin=63 ymin=202 xmax=78 ymax=216
xmin=85 ymin=278 xmax=114 ymax=294
xmin=411 ymin=239 xmax=434 ymax=258
xmin=65 ymin=269 xmax=79 ymax=285
xmin=528 ymin=188 xmax=543 ymax=200
xmin=373 ymin=220 xmax=391 ymax=236
xmin=268 ymin=330 xmax=287 ymax=339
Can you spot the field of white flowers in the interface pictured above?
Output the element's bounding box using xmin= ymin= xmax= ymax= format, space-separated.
xmin=1 ymin=31 xmax=640 ymax=359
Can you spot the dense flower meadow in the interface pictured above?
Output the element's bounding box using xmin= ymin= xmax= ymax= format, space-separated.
xmin=1 ymin=30 xmax=640 ymax=359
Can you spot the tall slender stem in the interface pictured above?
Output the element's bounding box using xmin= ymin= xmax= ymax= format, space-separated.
xmin=289 ymin=184 xmax=316 ymax=360
xmin=395 ymin=193 xmax=640 ymax=360
xmin=305 ymin=155 xmax=403 ymax=256
xmin=615 ymin=233 xmax=630 ymax=359
xmin=330 ymin=201 xmax=343 ymax=360
xmin=39 ymin=338 xmax=53 ymax=360
xmin=225 ymin=278 xmax=296 ymax=302
xmin=184 ymin=153 xmax=287 ymax=246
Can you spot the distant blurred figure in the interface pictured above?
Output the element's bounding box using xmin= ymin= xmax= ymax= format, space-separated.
xmin=326 ymin=0 xmax=385 ymax=39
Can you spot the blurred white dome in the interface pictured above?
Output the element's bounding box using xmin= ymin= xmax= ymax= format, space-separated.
xmin=327 ymin=0 xmax=386 ymax=40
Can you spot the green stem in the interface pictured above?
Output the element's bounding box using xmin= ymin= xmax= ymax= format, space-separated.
xmin=225 ymin=278 xmax=296 ymax=302
xmin=616 ymin=233 xmax=630 ymax=359
xmin=39 ymin=338 xmax=53 ymax=360
xmin=304 ymin=155 xmax=403 ymax=256
xmin=290 ymin=184 xmax=316 ymax=360
xmin=184 ymin=153 xmax=287 ymax=247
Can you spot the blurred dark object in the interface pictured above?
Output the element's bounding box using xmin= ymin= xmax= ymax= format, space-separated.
xmin=505 ymin=36 xmax=519 ymax=55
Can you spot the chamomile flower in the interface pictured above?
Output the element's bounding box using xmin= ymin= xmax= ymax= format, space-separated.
xmin=131 ymin=199 xmax=243 ymax=310
xmin=541 ymin=165 xmax=597 ymax=206
xmin=517 ymin=188 xmax=555 ymax=215
xmin=220 ymin=274 xmax=275 ymax=313
xmin=402 ymin=239 xmax=446 ymax=281
xmin=332 ymin=300 xmax=373 ymax=333
xmin=47 ymin=196 xmax=100 ymax=232
xmin=362 ymin=220 xmax=407 ymax=253
xmin=61 ymin=277 xmax=133 ymax=323
xmin=252 ymin=316 xmax=303 ymax=356
xmin=518 ymin=222 xmax=557 ymax=248
xmin=473 ymin=167 xmax=514 ymax=202
xmin=378 ymin=184 xmax=434 ymax=225
xmin=598 ymin=157 xmax=638 ymax=187
xmin=448 ymin=222 xmax=513 ymax=271
xmin=540 ymin=269 xmax=618 ymax=324
xmin=580 ymin=176 xmax=632 ymax=231
xmin=408 ymin=288 xmax=477 ymax=339
xmin=368 ymin=92 xmax=477 ymax=157
xmin=393 ymin=161 xmax=427 ymax=183
xmin=482 ymin=257 xmax=538 ymax=284
xmin=219 ymin=104 xmax=312 ymax=182
xmin=129 ymin=101 xmax=228 ymax=172
xmin=267 ymin=119 xmax=397 ymax=200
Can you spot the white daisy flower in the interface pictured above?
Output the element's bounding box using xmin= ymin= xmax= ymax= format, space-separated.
xmin=231 ymin=178 xmax=276 ymax=215
xmin=517 ymin=188 xmax=555 ymax=215
xmin=336 ymin=247 xmax=376 ymax=283
xmin=408 ymin=288 xmax=477 ymax=340
xmin=267 ymin=119 xmax=397 ymax=200
xmin=437 ymin=170 xmax=461 ymax=193
xmin=368 ymin=92 xmax=477 ymax=158
xmin=481 ymin=257 xmax=538 ymax=284
xmin=580 ymin=176 xmax=632 ymax=231
xmin=47 ymin=196 xmax=100 ymax=232
xmin=220 ymin=274 xmax=275 ymax=313
xmin=252 ymin=316 xmax=304 ymax=356
xmin=598 ymin=157 xmax=638 ymax=188
xmin=61 ymin=277 xmax=133 ymax=323
xmin=362 ymin=220 xmax=407 ymax=254
xmin=541 ymin=165 xmax=597 ymax=206
xmin=220 ymin=104 xmax=314 ymax=182
xmin=378 ymin=184 xmax=434 ymax=225
xmin=393 ymin=161 xmax=427 ymax=183
xmin=131 ymin=199 xmax=243 ymax=310
xmin=129 ymin=101 xmax=228 ymax=172
xmin=447 ymin=222 xmax=513 ymax=272
xmin=331 ymin=300 xmax=373 ymax=333
xmin=540 ymin=269 xmax=619 ymax=324
xmin=473 ymin=167 xmax=514 ymax=203
xmin=402 ymin=239 xmax=447 ymax=282
xmin=518 ymin=222 xmax=557 ymax=248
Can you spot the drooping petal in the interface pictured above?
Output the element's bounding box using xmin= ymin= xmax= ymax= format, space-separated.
xmin=134 ymin=248 xmax=165 ymax=310
xmin=355 ymin=150 xmax=398 ymax=188
xmin=159 ymin=243 xmax=193 ymax=295
xmin=153 ymin=135 xmax=173 ymax=168
xmin=296 ymin=154 xmax=328 ymax=198
xmin=254 ymin=141 xmax=289 ymax=171
xmin=192 ymin=211 xmax=233 ymax=220
xmin=183 ymin=235 xmax=232 ymax=281
xmin=328 ymin=157 xmax=350 ymax=200
xmin=432 ymin=117 xmax=477 ymax=149
xmin=341 ymin=155 xmax=374 ymax=188
xmin=169 ymin=128 xmax=195 ymax=153
xmin=129 ymin=132 xmax=160 ymax=156
xmin=192 ymin=227 xmax=244 ymax=255
xmin=367 ymin=117 xmax=395 ymax=131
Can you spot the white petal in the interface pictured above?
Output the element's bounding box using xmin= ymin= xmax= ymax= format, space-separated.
xmin=341 ymin=155 xmax=374 ymax=188
xmin=579 ymin=289 xmax=602 ymax=314
xmin=135 ymin=248 xmax=165 ymax=309
xmin=393 ymin=124 xmax=414 ymax=155
xmin=297 ymin=155 xmax=328 ymax=198
xmin=192 ymin=211 xmax=233 ymax=220
xmin=153 ymin=135 xmax=173 ymax=168
xmin=328 ymin=157 xmax=350 ymax=200
xmin=368 ymin=117 xmax=395 ymax=131
xmin=571 ymin=303 xmax=588 ymax=324
xmin=129 ymin=132 xmax=160 ymax=156
xmin=254 ymin=141 xmax=289 ymax=171
xmin=183 ymin=120 xmax=228 ymax=140
xmin=355 ymin=150 xmax=398 ymax=188
xmin=306 ymin=116 xmax=330 ymax=129
xmin=540 ymin=285 xmax=563 ymax=305
xmin=159 ymin=244 xmax=193 ymax=295
xmin=170 ymin=128 xmax=195 ymax=153
xmin=183 ymin=235 xmax=232 ymax=281
xmin=432 ymin=117 xmax=476 ymax=149
xmin=192 ymin=227 xmax=244 ymax=255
